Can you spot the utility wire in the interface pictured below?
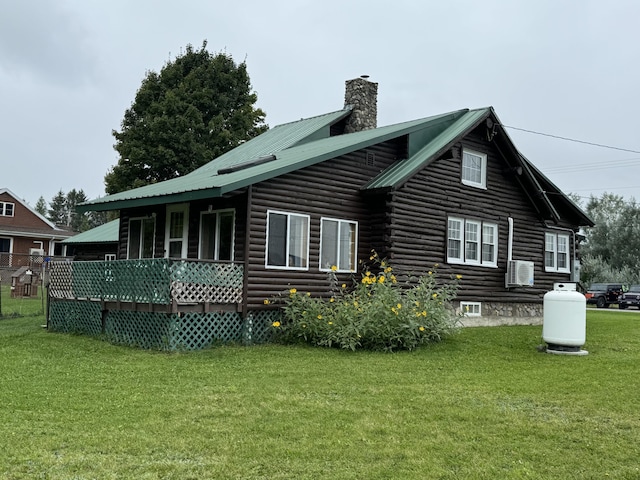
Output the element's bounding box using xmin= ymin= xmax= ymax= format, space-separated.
xmin=502 ymin=125 xmax=640 ymax=155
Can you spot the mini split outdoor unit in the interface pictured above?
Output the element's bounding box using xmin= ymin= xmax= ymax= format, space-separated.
xmin=505 ymin=260 xmax=535 ymax=288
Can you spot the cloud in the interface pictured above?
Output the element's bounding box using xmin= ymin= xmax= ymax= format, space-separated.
xmin=0 ymin=1 xmax=99 ymax=87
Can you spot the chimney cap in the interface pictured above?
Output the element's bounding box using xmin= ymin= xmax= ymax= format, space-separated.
xmin=360 ymin=75 xmax=370 ymax=80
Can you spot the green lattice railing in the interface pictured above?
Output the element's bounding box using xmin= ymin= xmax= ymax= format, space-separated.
xmin=48 ymin=258 xmax=244 ymax=305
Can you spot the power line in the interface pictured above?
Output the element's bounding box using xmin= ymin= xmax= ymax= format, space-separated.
xmin=502 ymin=125 xmax=640 ymax=155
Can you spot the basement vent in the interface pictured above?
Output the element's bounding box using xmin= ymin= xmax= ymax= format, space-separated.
xmin=364 ymin=151 xmax=376 ymax=167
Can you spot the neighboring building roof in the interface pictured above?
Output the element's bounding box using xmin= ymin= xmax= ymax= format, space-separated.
xmin=0 ymin=187 xmax=62 ymax=231
xmin=61 ymin=219 xmax=119 ymax=244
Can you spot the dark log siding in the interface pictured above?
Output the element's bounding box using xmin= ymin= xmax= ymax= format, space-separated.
xmin=388 ymin=126 xmax=575 ymax=303
xmin=245 ymin=138 xmax=405 ymax=309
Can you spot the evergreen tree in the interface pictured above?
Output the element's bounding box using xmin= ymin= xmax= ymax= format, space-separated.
xmin=105 ymin=40 xmax=268 ymax=195
xmin=34 ymin=196 xmax=47 ymax=217
xmin=48 ymin=190 xmax=68 ymax=227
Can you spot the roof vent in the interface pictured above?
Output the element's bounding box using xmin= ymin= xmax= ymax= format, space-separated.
xmin=217 ymin=154 xmax=277 ymax=175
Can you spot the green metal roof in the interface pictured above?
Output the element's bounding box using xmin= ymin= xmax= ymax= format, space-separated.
xmin=363 ymin=108 xmax=491 ymax=190
xmin=77 ymin=108 xmax=471 ymax=212
xmin=61 ymin=219 xmax=119 ymax=244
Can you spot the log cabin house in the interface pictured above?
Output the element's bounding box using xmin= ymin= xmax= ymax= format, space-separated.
xmin=47 ymin=77 xmax=594 ymax=350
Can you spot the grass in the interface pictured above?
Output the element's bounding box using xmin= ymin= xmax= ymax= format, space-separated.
xmin=0 ymin=310 xmax=639 ymax=479
xmin=0 ymin=283 xmax=46 ymax=318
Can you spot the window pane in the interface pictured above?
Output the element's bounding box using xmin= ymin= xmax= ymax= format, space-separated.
xmin=465 ymin=222 xmax=479 ymax=261
xmin=218 ymin=212 xmax=234 ymax=261
xmin=142 ymin=218 xmax=155 ymax=258
xmin=448 ymin=219 xmax=462 ymax=260
xmin=5 ymin=203 xmax=14 ymax=216
xmin=321 ymin=219 xmax=338 ymax=269
xmin=338 ymin=222 xmax=355 ymax=270
xmin=129 ymin=220 xmax=142 ymax=259
xmin=169 ymin=211 xmax=184 ymax=239
xmin=545 ymin=233 xmax=556 ymax=268
xmin=482 ymin=224 xmax=496 ymax=263
xmin=462 ymin=152 xmax=483 ymax=184
xmin=288 ymin=215 xmax=308 ymax=268
xmin=267 ymin=213 xmax=287 ymax=266
xmin=200 ymin=213 xmax=217 ymax=260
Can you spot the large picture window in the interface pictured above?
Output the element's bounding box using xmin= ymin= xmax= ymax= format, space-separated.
xmin=320 ymin=218 xmax=357 ymax=272
xmin=266 ymin=211 xmax=309 ymax=269
xmin=199 ymin=209 xmax=235 ymax=261
xmin=128 ymin=217 xmax=155 ymax=259
xmin=461 ymin=149 xmax=487 ymax=189
xmin=545 ymin=232 xmax=570 ymax=273
xmin=447 ymin=217 xmax=497 ymax=267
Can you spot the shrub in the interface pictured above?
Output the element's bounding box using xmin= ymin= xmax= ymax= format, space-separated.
xmin=271 ymin=253 xmax=461 ymax=352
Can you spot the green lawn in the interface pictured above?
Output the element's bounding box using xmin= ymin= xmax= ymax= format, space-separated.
xmin=0 ymin=309 xmax=639 ymax=479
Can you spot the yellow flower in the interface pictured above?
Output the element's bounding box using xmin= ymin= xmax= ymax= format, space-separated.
xmin=329 ymin=297 xmax=335 ymax=303
xmin=331 ymin=265 xmax=338 ymax=271
xmin=272 ymin=321 xmax=281 ymax=327
xmin=432 ymin=293 xmax=438 ymax=298
xmin=317 ymin=315 xmax=322 ymax=320
xmin=263 ymin=299 xmax=270 ymax=305
xmin=369 ymin=256 xmax=374 ymax=261
xmin=391 ymin=275 xmax=397 ymax=283
xmin=289 ymin=288 xmax=297 ymax=294
xmin=381 ymin=261 xmax=386 ymax=267
xmin=419 ymin=326 xmax=425 ymax=332
xmin=378 ymin=276 xmax=385 ymax=284
xmin=422 ymin=310 xmax=427 ymax=317
xmin=415 ymin=301 xmax=420 ymax=307
xmin=456 ymin=274 xmax=462 ymax=280
xmin=302 ymin=324 xmax=307 ymax=328
xmin=306 ymin=292 xmax=311 ymax=296
xmin=328 ymin=321 xmax=333 ymax=325
xmin=353 ymin=301 xmax=359 ymax=307
xmin=365 ymin=271 xmax=371 ymax=277
xmin=428 ymin=271 xmax=432 ymax=275
xmin=384 ymin=266 xmax=392 ymax=273
xmin=396 ymin=303 xmax=402 ymax=309
xmin=342 ymin=284 xmax=346 ymax=289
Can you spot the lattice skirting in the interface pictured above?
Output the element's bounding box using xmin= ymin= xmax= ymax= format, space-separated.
xmin=48 ymin=300 xmax=278 ymax=351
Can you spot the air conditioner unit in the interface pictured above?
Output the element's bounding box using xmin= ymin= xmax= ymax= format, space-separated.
xmin=505 ymin=260 xmax=535 ymax=288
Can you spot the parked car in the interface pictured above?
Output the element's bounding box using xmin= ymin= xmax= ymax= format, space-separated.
xmin=584 ymin=283 xmax=624 ymax=308
xmin=618 ymin=285 xmax=640 ymax=309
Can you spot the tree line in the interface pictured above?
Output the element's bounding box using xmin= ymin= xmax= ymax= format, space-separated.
xmin=34 ymin=190 xmax=108 ymax=233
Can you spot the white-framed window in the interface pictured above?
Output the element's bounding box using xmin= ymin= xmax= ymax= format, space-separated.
xmin=0 ymin=201 xmax=15 ymax=217
xmin=545 ymin=232 xmax=571 ymax=273
xmin=461 ymin=301 xmax=482 ymax=317
xmin=199 ymin=209 xmax=235 ymax=261
xmin=105 ymin=253 xmax=116 ymax=261
xmin=128 ymin=217 xmax=155 ymax=259
xmin=266 ymin=210 xmax=310 ymax=270
xmin=320 ymin=218 xmax=358 ymax=272
xmin=447 ymin=217 xmax=497 ymax=267
xmin=461 ymin=149 xmax=487 ymax=189
xmin=165 ymin=204 xmax=189 ymax=258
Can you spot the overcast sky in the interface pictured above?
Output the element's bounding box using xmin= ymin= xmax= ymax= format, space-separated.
xmin=2 ymin=0 xmax=639 ymax=208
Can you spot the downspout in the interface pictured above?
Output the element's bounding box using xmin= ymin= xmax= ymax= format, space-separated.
xmin=545 ymin=224 xmax=577 ymax=282
xmin=507 ymin=217 xmax=514 ymax=262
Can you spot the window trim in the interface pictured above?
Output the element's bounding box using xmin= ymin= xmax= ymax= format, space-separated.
xmin=461 ymin=301 xmax=482 ymax=317
xmin=198 ymin=208 xmax=235 ymax=261
xmin=0 ymin=201 xmax=15 ymax=217
xmin=447 ymin=216 xmax=498 ymax=267
xmin=319 ymin=217 xmax=358 ymax=273
xmin=461 ymin=149 xmax=487 ymax=189
xmin=544 ymin=232 xmax=571 ymax=273
xmin=265 ymin=210 xmax=310 ymax=271
xmin=165 ymin=204 xmax=189 ymax=259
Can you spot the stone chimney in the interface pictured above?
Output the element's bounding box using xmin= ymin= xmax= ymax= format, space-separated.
xmin=344 ymin=76 xmax=378 ymax=133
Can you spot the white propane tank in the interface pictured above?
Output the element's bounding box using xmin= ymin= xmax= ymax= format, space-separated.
xmin=542 ymin=283 xmax=588 ymax=355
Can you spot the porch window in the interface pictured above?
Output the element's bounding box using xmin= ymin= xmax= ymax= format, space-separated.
xmin=266 ymin=211 xmax=309 ymax=269
xmin=128 ymin=217 xmax=155 ymax=259
xmin=199 ymin=209 xmax=235 ymax=261
xmin=166 ymin=204 xmax=189 ymax=258
xmin=461 ymin=149 xmax=487 ymax=189
xmin=320 ymin=218 xmax=357 ymax=272
xmin=545 ymin=232 xmax=570 ymax=273
xmin=0 ymin=201 xmax=14 ymax=217
xmin=461 ymin=301 xmax=482 ymax=317
xmin=447 ymin=217 xmax=497 ymax=267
